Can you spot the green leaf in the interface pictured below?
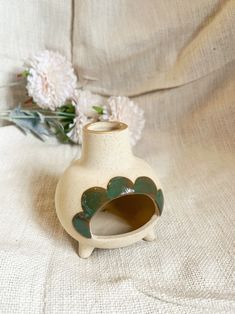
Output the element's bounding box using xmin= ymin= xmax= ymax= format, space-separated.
xmin=9 ymin=106 xmax=50 ymax=141
xmin=92 ymin=106 xmax=104 ymax=115
xmin=58 ymin=103 xmax=76 ymax=114
xmin=45 ymin=118 xmax=73 ymax=144
xmin=21 ymin=70 xmax=30 ymax=78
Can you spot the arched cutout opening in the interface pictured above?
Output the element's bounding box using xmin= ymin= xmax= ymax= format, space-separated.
xmin=90 ymin=194 xmax=157 ymax=236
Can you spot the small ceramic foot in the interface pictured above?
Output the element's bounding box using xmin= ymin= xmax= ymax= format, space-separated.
xmin=78 ymin=243 xmax=94 ymax=258
xmin=143 ymin=230 xmax=156 ymax=242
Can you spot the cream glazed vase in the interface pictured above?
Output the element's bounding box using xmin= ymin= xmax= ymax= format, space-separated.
xmin=55 ymin=121 xmax=164 ymax=258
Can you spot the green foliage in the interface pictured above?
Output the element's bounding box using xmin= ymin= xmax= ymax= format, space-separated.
xmin=45 ymin=119 xmax=74 ymax=144
xmin=59 ymin=103 xmax=76 ymax=115
xmin=9 ymin=106 xmax=50 ymax=140
xmin=21 ymin=70 xmax=30 ymax=78
xmin=92 ymin=105 xmax=104 ymax=115
xmin=3 ymin=104 xmax=77 ymax=144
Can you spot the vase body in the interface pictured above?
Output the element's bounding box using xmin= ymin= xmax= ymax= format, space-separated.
xmin=55 ymin=121 xmax=163 ymax=258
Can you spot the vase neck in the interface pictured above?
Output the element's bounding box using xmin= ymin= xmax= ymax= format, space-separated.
xmin=80 ymin=122 xmax=133 ymax=168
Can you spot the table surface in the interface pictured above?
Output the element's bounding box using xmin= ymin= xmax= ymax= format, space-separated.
xmin=0 ymin=58 xmax=234 ymax=314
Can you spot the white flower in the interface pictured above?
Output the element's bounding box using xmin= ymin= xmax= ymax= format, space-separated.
xmin=26 ymin=50 xmax=77 ymax=110
xmin=68 ymin=90 xmax=105 ymax=144
xmin=72 ymin=89 xmax=104 ymax=118
xmin=67 ymin=111 xmax=89 ymax=144
xmin=99 ymin=104 xmax=110 ymax=121
xmin=107 ymin=96 xmax=145 ymax=146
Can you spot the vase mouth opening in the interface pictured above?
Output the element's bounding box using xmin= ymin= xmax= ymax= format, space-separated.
xmin=83 ymin=121 xmax=127 ymax=134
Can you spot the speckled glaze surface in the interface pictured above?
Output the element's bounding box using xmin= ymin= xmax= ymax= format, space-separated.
xmin=55 ymin=122 xmax=164 ymax=258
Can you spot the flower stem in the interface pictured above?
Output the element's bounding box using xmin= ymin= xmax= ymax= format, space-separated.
xmin=0 ymin=111 xmax=75 ymax=118
xmin=25 ymin=109 xmax=75 ymax=117
xmin=0 ymin=114 xmax=73 ymax=120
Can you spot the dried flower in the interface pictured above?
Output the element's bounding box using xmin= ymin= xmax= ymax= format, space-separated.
xmin=99 ymin=104 xmax=110 ymax=121
xmin=67 ymin=112 xmax=89 ymax=144
xmin=72 ymin=89 xmax=104 ymax=118
xmin=26 ymin=50 xmax=77 ymax=110
xmin=107 ymin=96 xmax=145 ymax=146
xmin=1 ymin=48 xmax=146 ymax=146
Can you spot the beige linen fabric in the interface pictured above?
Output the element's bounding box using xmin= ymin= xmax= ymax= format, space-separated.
xmin=0 ymin=0 xmax=72 ymax=111
xmin=0 ymin=61 xmax=234 ymax=313
xmin=0 ymin=0 xmax=235 ymax=313
xmin=73 ymin=0 xmax=235 ymax=95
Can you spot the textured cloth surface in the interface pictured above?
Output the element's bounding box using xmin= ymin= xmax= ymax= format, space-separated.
xmin=73 ymin=0 xmax=235 ymax=95
xmin=1 ymin=1 xmax=235 ymax=104
xmin=0 ymin=0 xmax=235 ymax=313
xmin=0 ymin=61 xmax=234 ymax=313
xmin=0 ymin=0 xmax=72 ymax=111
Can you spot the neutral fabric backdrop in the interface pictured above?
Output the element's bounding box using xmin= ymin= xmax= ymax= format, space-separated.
xmin=0 ymin=1 xmax=234 ymax=313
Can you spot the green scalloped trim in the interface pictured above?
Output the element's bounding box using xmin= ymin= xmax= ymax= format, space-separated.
xmin=72 ymin=176 xmax=164 ymax=238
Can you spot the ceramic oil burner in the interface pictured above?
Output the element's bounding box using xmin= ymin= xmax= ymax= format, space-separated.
xmin=55 ymin=121 xmax=164 ymax=258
